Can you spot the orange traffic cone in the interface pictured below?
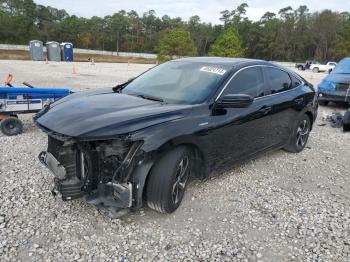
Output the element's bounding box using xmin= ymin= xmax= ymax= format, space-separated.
xmin=72 ymin=64 xmax=78 ymax=75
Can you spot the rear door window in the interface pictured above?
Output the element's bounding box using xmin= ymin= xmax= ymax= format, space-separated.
xmin=266 ymin=68 xmax=292 ymax=94
xmin=223 ymin=67 xmax=265 ymax=98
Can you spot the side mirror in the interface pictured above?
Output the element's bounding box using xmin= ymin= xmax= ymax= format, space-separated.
xmin=216 ymin=94 xmax=253 ymax=108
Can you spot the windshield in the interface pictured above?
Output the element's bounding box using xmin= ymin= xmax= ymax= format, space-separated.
xmin=121 ymin=61 xmax=230 ymax=104
xmin=332 ymin=59 xmax=350 ymax=74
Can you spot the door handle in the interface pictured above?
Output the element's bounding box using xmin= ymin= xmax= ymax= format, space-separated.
xmin=294 ymin=97 xmax=304 ymax=104
xmin=259 ymin=106 xmax=272 ymax=114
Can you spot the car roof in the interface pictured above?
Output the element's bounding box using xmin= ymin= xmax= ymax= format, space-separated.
xmin=172 ymin=57 xmax=272 ymax=67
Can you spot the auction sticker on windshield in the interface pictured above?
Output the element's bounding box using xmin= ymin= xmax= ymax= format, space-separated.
xmin=200 ymin=66 xmax=227 ymax=75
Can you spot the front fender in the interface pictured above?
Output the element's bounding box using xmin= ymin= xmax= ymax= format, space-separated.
xmin=129 ymin=114 xmax=211 ymax=176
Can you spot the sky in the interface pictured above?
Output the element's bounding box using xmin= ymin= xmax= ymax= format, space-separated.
xmin=34 ymin=0 xmax=350 ymax=24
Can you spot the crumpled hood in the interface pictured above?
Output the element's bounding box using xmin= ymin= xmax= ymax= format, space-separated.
xmin=35 ymin=88 xmax=191 ymax=138
xmin=318 ymin=73 xmax=350 ymax=92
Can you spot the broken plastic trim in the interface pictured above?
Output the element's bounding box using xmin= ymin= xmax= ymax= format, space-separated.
xmin=38 ymin=151 xmax=66 ymax=180
xmin=111 ymin=141 xmax=143 ymax=184
xmin=85 ymin=182 xmax=132 ymax=209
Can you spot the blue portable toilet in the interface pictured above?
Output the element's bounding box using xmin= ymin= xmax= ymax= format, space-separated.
xmin=60 ymin=42 xmax=74 ymax=62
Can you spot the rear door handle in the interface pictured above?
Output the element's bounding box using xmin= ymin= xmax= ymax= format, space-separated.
xmin=259 ymin=106 xmax=272 ymax=114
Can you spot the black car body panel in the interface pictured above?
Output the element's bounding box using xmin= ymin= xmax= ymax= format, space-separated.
xmin=36 ymin=91 xmax=191 ymax=138
xmin=34 ymin=58 xmax=318 ymax=212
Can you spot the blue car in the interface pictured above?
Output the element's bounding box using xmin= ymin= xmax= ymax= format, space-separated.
xmin=318 ymin=57 xmax=350 ymax=105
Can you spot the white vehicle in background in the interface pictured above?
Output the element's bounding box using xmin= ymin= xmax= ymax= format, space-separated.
xmin=310 ymin=62 xmax=337 ymax=73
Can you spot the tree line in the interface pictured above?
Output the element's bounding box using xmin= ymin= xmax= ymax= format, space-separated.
xmin=0 ymin=0 xmax=350 ymax=62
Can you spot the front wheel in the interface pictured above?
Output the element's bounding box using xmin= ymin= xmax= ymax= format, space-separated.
xmin=284 ymin=115 xmax=311 ymax=153
xmin=0 ymin=116 xmax=23 ymax=136
xmin=312 ymin=67 xmax=319 ymax=73
xmin=146 ymin=146 xmax=191 ymax=213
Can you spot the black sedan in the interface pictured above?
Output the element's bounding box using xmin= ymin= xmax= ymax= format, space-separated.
xmin=34 ymin=57 xmax=318 ymax=215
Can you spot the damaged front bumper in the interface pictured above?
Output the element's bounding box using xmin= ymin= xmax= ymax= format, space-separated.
xmin=318 ymin=85 xmax=350 ymax=103
xmin=38 ymin=135 xmax=151 ymax=211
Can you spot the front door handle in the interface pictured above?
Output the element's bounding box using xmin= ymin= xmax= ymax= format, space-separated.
xmin=259 ymin=106 xmax=272 ymax=114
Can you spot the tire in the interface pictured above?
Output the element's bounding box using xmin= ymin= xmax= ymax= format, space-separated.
xmin=298 ymin=66 xmax=303 ymax=71
xmin=0 ymin=117 xmax=23 ymax=136
xmin=319 ymin=100 xmax=329 ymax=106
xmin=343 ymin=108 xmax=350 ymax=132
xmin=284 ymin=115 xmax=311 ymax=153
xmin=312 ymin=67 xmax=319 ymax=73
xmin=146 ymin=146 xmax=191 ymax=214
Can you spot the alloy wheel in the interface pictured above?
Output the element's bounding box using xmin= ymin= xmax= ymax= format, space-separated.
xmin=296 ymin=119 xmax=309 ymax=149
xmin=172 ymin=156 xmax=189 ymax=204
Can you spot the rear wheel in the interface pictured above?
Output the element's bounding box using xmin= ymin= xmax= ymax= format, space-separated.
xmin=298 ymin=66 xmax=303 ymax=71
xmin=284 ymin=115 xmax=311 ymax=153
xmin=0 ymin=117 xmax=23 ymax=136
xmin=146 ymin=146 xmax=191 ymax=213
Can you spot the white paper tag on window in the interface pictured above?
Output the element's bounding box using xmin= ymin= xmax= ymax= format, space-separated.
xmin=200 ymin=66 xmax=226 ymax=75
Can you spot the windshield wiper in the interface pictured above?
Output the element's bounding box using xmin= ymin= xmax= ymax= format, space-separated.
xmin=136 ymin=94 xmax=164 ymax=102
xmin=112 ymin=78 xmax=135 ymax=93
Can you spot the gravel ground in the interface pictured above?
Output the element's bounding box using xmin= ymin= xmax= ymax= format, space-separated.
xmin=0 ymin=61 xmax=349 ymax=261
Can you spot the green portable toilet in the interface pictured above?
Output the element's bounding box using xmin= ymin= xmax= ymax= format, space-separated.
xmin=46 ymin=41 xmax=61 ymax=61
xmin=29 ymin=40 xmax=44 ymax=61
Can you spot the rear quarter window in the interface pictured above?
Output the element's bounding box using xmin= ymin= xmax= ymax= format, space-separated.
xmin=290 ymin=74 xmax=302 ymax=88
